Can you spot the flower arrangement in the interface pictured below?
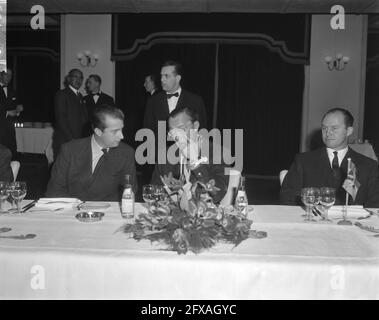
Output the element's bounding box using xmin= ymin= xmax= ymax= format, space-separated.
xmin=120 ymin=174 xmax=267 ymax=254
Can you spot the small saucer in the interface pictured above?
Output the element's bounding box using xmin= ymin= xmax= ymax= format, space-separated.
xmin=78 ymin=202 xmax=111 ymax=211
xmin=75 ymin=211 xmax=104 ymax=222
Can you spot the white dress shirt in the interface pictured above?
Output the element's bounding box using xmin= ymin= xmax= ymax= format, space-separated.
xmin=92 ymin=91 xmax=101 ymax=104
xmin=91 ymin=135 xmax=108 ymax=173
xmin=167 ymin=87 xmax=182 ymax=113
xmin=326 ymin=147 xmax=348 ymax=168
xmin=69 ymin=85 xmax=80 ymax=96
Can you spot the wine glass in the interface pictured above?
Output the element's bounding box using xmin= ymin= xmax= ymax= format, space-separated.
xmin=301 ymin=187 xmax=319 ymax=222
xmin=11 ymin=182 xmax=27 ymax=214
xmin=154 ymin=185 xmax=169 ymax=205
xmin=142 ymin=184 xmax=155 ymax=208
xmin=0 ymin=181 xmax=10 ymax=213
xmin=319 ymin=187 xmax=335 ymax=223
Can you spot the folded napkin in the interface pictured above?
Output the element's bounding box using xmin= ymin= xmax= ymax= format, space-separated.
xmin=328 ymin=205 xmax=370 ymax=219
xmin=33 ymin=198 xmax=80 ymax=211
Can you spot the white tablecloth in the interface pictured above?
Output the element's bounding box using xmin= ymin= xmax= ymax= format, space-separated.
xmin=15 ymin=127 xmax=54 ymax=163
xmin=0 ymin=203 xmax=378 ymax=299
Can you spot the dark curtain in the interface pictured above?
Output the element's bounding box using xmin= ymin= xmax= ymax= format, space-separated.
xmin=11 ymin=55 xmax=59 ymax=122
xmin=217 ymin=44 xmax=304 ymax=175
xmin=7 ymin=28 xmax=60 ymax=122
xmin=364 ymin=65 xmax=379 ymax=152
xmin=115 ymin=43 xmax=216 ymax=150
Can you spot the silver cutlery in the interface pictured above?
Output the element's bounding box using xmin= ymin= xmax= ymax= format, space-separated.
xmin=0 ymin=233 xmax=36 ymax=240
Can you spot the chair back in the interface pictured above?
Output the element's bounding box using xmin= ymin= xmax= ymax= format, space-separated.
xmin=279 ymin=170 xmax=288 ymax=186
xmin=220 ymin=169 xmax=241 ymax=207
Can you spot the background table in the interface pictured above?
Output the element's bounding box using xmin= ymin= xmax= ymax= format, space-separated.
xmin=15 ymin=127 xmax=54 ymax=164
xmin=0 ymin=203 xmax=378 ymax=299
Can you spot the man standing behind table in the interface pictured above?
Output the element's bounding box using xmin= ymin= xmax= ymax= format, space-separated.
xmin=54 ymin=69 xmax=88 ymax=156
xmin=46 ymin=104 xmax=137 ymax=201
xmin=280 ymin=108 xmax=379 ymax=207
xmin=0 ymin=68 xmax=23 ymax=159
xmin=143 ymin=60 xmax=208 ymax=133
xmin=143 ymin=74 xmax=159 ymax=96
xmin=83 ymin=74 xmax=115 ymax=116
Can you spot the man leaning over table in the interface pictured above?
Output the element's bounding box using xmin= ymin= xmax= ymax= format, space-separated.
xmin=280 ymin=108 xmax=379 ymax=207
xmin=46 ymin=104 xmax=137 ymax=201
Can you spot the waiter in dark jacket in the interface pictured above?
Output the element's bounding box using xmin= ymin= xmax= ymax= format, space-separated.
xmin=53 ymin=69 xmax=88 ymax=157
xmin=0 ymin=68 xmax=23 ymax=159
xmin=83 ymin=74 xmax=114 ymax=116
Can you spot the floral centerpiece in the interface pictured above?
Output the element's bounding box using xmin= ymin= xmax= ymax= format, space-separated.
xmin=119 ymin=173 xmax=267 ymax=255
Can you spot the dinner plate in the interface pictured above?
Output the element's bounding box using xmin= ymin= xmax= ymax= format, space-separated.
xmin=78 ymin=202 xmax=111 ymax=211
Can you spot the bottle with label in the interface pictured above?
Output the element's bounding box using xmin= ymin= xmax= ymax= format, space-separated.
xmin=235 ymin=176 xmax=248 ymax=217
xmin=121 ymin=174 xmax=134 ymax=219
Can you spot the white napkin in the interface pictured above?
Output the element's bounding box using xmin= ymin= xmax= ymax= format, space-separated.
xmin=328 ymin=205 xmax=370 ymax=219
xmin=33 ymin=198 xmax=80 ymax=211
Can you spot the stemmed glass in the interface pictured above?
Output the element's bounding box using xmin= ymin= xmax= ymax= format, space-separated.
xmin=301 ymin=187 xmax=319 ymax=222
xmin=0 ymin=181 xmax=10 ymax=213
xmin=142 ymin=184 xmax=156 ymax=209
xmin=319 ymin=187 xmax=335 ymax=223
xmin=10 ymin=182 xmax=27 ymax=214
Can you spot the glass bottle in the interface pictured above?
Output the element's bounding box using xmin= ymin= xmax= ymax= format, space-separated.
xmin=235 ymin=176 xmax=248 ymax=217
xmin=121 ymin=174 xmax=134 ymax=219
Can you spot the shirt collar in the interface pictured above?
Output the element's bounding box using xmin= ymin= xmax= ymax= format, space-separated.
xmin=326 ymin=146 xmax=348 ymax=165
xmin=69 ymin=85 xmax=79 ymax=95
xmin=91 ymin=135 xmax=105 ymax=155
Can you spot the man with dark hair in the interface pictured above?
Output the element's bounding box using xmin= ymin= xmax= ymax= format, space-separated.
xmin=143 ymin=60 xmax=207 ymax=133
xmin=0 ymin=144 xmax=13 ymax=182
xmin=83 ymin=74 xmax=115 ymax=116
xmin=144 ymin=74 xmax=159 ymax=96
xmin=46 ymin=104 xmax=137 ymax=201
xmin=54 ymin=69 xmax=88 ymax=156
xmin=0 ymin=68 xmax=23 ymax=159
xmin=280 ymin=108 xmax=379 ymax=207
xmin=151 ymin=107 xmax=228 ymax=204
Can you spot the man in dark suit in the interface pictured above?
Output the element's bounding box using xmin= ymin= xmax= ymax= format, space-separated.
xmin=46 ymin=104 xmax=137 ymax=201
xmin=143 ymin=60 xmax=207 ymax=133
xmin=83 ymin=74 xmax=115 ymax=116
xmin=0 ymin=144 xmax=13 ymax=182
xmin=151 ymin=107 xmax=228 ymax=204
xmin=0 ymin=68 xmax=23 ymax=159
xmin=53 ymin=69 xmax=88 ymax=156
xmin=280 ymin=108 xmax=379 ymax=207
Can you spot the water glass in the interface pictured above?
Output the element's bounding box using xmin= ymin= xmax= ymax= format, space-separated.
xmin=301 ymin=187 xmax=320 ymax=222
xmin=10 ymin=182 xmax=27 ymax=214
xmin=319 ymin=187 xmax=335 ymax=222
xmin=142 ymin=184 xmax=156 ymax=208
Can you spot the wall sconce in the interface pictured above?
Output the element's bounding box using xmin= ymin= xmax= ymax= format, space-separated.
xmin=77 ymin=51 xmax=99 ymax=67
xmin=325 ymin=54 xmax=350 ymax=71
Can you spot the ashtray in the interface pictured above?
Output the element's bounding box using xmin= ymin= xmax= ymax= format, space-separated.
xmin=75 ymin=211 xmax=104 ymax=222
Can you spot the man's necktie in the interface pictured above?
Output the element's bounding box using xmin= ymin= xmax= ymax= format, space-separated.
xmin=332 ymin=151 xmax=339 ymax=170
xmin=167 ymin=92 xmax=179 ymax=99
xmin=93 ymin=148 xmax=108 ymax=174
xmin=92 ymin=93 xmax=100 ymax=96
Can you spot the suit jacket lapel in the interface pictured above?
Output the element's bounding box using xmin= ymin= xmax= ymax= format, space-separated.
xmin=160 ymin=93 xmax=170 ymax=119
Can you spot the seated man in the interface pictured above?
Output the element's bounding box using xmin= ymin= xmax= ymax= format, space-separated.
xmin=280 ymin=108 xmax=379 ymax=207
xmin=151 ymin=107 xmax=229 ymax=204
xmin=0 ymin=144 xmax=13 ymax=181
xmin=46 ymin=104 xmax=137 ymax=201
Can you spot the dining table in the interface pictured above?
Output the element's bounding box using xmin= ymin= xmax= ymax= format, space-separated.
xmin=0 ymin=202 xmax=378 ymax=300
